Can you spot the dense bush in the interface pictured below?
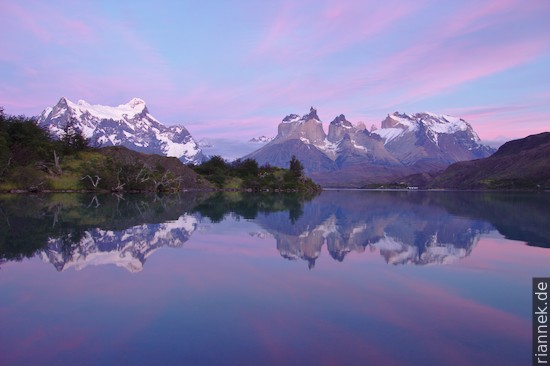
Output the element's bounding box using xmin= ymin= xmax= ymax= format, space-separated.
xmin=190 ymin=155 xmax=320 ymax=191
xmin=0 ymin=108 xmax=89 ymax=186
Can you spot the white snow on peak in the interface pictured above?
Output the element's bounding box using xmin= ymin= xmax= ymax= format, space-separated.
xmin=315 ymin=138 xmax=339 ymax=159
xmin=41 ymin=107 xmax=53 ymax=119
xmin=372 ymin=112 xmax=472 ymax=145
xmin=352 ymin=141 xmax=367 ymax=151
xmin=127 ymin=97 xmax=146 ymax=108
xmin=282 ymin=114 xmax=302 ymax=124
xmin=282 ymin=108 xmax=320 ymax=124
xmin=38 ymin=97 xmax=203 ymax=163
xmin=65 ymin=97 xmax=146 ymax=121
xmin=385 ymin=112 xmax=419 ymax=131
xmin=159 ymin=134 xmax=199 ymax=158
xmin=372 ymin=127 xmax=405 ymax=145
xmin=249 ymin=135 xmax=274 ymax=143
xmin=422 ymin=112 xmax=468 ymax=134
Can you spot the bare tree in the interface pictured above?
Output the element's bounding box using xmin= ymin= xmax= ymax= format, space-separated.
xmin=152 ymin=171 xmax=182 ymax=192
xmin=53 ymin=150 xmax=62 ymax=175
xmin=80 ymin=174 xmax=101 ymax=189
xmin=112 ymin=167 xmax=126 ymax=192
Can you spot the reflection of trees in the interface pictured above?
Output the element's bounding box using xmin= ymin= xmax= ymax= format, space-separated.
xmin=0 ymin=195 xmax=85 ymax=263
xmin=0 ymin=193 xmax=207 ymax=268
xmin=192 ymin=191 xmax=318 ymax=223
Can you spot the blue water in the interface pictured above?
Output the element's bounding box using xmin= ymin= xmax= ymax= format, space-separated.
xmin=0 ymin=191 xmax=548 ymax=365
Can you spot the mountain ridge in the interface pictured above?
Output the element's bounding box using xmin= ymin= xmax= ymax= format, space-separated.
xmin=244 ymin=107 xmax=495 ymax=186
xmin=37 ymin=97 xmax=205 ymax=164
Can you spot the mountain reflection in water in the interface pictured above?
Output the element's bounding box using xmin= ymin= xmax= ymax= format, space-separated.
xmin=0 ymin=190 xmax=549 ymax=271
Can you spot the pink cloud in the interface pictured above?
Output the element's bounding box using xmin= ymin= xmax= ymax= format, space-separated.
xmin=178 ymin=1 xmax=545 ymax=136
xmin=1 ymin=2 xmax=52 ymax=43
xmin=249 ymin=0 xmax=428 ymax=63
xmin=441 ymin=0 xmax=518 ymax=37
xmin=250 ymin=1 xmax=298 ymax=59
xmin=407 ymin=40 xmax=543 ymax=98
xmin=445 ymin=103 xmax=550 ymax=140
xmin=311 ymin=0 xmax=426 ymax=58
xmin=0 ymin=1 xmax=97 ymax=46
xmin=62 ymin=19 xmax=94 ymax=41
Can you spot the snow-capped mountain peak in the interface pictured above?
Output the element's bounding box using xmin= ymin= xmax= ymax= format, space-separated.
xmin=59 ymin=97 xmax=148 ymax=122
xmin=382 ymin=112 xmax=419 ymax=131
xmin=371 ymin=111 xmax=493 ymax=165
xmin=281 ymin=107 xmax=320 ymax=124
xmin=330 ymin=114 xmax=353 ymax=128
xmin=382 ymin=111 xmax=470 ymax=134
xmin=416 ymin=112 xmax=469 ymax=133
xmin=374 ymin=111 xmax=476 ymax=145
xmin=282 ymin=113 xmax=301 ymax=123
xmin=303 ymin=106 xmax=320 ymax=121
xmin=249 ymin=135 xmax=274 ymax=143
xmin=244 ymin=107 xmax=495 ymax=179
xmin=37 ymin=97 xmax=204 ymax=164
xmin=126 ymin=97 xmax=146 ymax=108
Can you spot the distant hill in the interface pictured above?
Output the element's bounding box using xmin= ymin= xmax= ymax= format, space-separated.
xmin=426 ymin=132 xmax=550 ymax=189
xmin=97 ymin=146 xmax=208 ymax=190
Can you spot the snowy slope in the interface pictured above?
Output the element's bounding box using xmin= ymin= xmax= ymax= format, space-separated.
xmin=372 ymin=112 xmax=477 ymax=146
xmin=37 ymin=97 xmax=204 ymax=164
xmin=369 ymin=111 xmax=494 ymax=165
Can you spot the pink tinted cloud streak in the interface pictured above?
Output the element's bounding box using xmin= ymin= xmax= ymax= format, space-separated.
xmin=249 ymin=0 xmax=426 ymax=63
xmin=447 ymin=103 xmax=550 ymax=140
xmin=2 ymin=0 xmax=549 ymax=143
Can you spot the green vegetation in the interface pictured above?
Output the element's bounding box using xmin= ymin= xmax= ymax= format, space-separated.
xmin=0 ymin=108 xmax=207 ymax=192
xmin=189 ymin=155 xmax=320 ymax=192
xmin=0 ymin=107 xmax=320 ymax=193
xmin=0 ymin=192 xmax=209 ymax=263
xmin=362 ymin=182 xmax=409 ymax=189
xmin=0 ymin=107 xmax=79 ymax=191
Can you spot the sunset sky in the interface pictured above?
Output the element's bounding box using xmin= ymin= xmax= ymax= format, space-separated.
xmin=1 ymin=0 xmax=549 ymax=145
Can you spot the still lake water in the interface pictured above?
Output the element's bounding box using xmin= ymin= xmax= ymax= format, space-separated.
xmin=0 ymin=190 xmax=549 ymax=365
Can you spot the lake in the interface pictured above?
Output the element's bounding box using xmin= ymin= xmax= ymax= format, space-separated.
xmin=1 ymin=190 xmax=549 ymax=365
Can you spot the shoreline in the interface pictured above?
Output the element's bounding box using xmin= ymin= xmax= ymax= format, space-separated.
xmin=1 ymin=187 xmax=548 ymax=194
xmin=0 ymin=187 xmax=321 ymax=194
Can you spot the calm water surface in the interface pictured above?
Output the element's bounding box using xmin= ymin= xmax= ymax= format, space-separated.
xmin=1 ymin=190 xmax=549 ymax=365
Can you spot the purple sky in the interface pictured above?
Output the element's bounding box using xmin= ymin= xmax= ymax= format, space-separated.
xmin=1 ymin=0 xmax=549 ymax=143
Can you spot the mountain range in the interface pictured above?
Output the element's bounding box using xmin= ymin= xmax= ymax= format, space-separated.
xmin=244 ymin=108 xmax=495 ymax=187
xmin=39 ymin=98 xmax=540 ymax=188
xmin=37 ymin=97 xmax=204 ymax=164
